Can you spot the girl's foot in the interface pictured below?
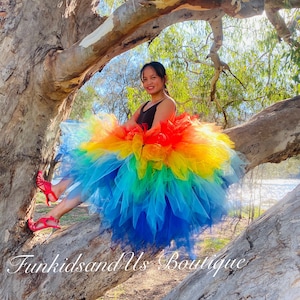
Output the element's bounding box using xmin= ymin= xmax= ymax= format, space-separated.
xmin=28 ymin=216 xmax=60 ymax=232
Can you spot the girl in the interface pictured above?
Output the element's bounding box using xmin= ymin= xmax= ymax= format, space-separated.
xmin=29 ymin=61 xmax=243 ymax=254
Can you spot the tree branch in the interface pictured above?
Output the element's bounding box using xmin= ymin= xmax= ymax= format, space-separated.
xmin=225 ymin=95 xmax=300 ymax=171
xmin=164 ymin=183 xmax=300 ymax=300
xmin=39 ymin=0 xmax=188 ymax=99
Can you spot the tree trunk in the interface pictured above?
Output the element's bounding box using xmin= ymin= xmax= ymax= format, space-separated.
xmin=163 ymin=184 xmax=300 ymax=300
xmin=1 ymin=0 xmax=300 ymax=299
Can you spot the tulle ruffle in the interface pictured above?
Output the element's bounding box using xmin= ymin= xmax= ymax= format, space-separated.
xmin=57 ymin=113 xmax=244 ymax=253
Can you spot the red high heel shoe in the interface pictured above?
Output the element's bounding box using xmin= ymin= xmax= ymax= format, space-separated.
xmin=28 ymin=216 xmax=61 ymax=232
xmin=36 ymin=171 xmax=58 ymax=206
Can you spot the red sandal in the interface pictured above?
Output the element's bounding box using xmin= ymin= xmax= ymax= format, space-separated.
xmin=27 ymin=216 xmax=61 ymax=232
xmin=36 ymin=171 xmax=58 ymax=206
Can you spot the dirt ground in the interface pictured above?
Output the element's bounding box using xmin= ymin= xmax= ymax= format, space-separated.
xmin=33 ymin=195 xmax=250 ymax=300
xmin=100 ymin=251 xmax=194 ymax=300
xmin=100 ymin=218 xmax=249 ymax=300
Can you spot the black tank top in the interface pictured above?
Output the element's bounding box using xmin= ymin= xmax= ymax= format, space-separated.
xmin=136 ymin=100 xmax=164 ymax=129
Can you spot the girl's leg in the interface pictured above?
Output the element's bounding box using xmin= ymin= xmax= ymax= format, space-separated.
xmin=50 ymin=178 xmax=73 ymax=201
xmin=30 ymin=172 xmax=81 ymax=231
xmin=45 ymin=196 xmax=82 ymax=220
xmin=29 ymin=195 xmax=82 ymax=231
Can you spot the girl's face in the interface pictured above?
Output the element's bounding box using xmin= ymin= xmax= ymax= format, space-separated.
xmin=141 ymin=66 xmax=166 ymax=96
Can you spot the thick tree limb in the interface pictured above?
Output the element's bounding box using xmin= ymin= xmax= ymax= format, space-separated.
xmin=265 ymin=2 xmax=293 ymax=43
xmin=164 ymin=183 xmax=300 ymax=300
xmin=38 ymin=0 xmax=188 ymax=99
xmin=226 ymin=96 xmax=300 ymax=171
xmin=4 ymin=216 xmax=157 ymax=299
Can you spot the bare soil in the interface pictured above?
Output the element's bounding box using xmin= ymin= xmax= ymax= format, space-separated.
xmin=100 ymin=217 xmax=249 ymax=300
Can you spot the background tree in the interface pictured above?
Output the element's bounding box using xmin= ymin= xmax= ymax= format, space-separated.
xmin=1 ymin=0 xmax=300 ymax=299
xmin=91 ymin=11 xmax=299 ymax=127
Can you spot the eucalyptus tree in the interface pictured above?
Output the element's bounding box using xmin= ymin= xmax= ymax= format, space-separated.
xmin=1 ymin=1 xmax=300 ymax=299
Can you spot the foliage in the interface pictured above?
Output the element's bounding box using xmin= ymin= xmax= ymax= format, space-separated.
xmin=72 ymin=10 xmax=300 ymax=127
xmin=251 ymin=157 xmax=300 ymax=179
xmin=145 ymin=16 xmax=299 ymax=126
xmin=199 ymin=237 xmax=232 ymax=256
xmin=229 ymin=204 xmax=265 ymax=221
xmin=69 ymin=86 xmax=98 ymax=120
xmin=98 ymin=0 xmax=126 ymax=16
xmin=73 ymin=51 xmax=146 ymax=122
xmin=93 ymin=51 xmax=146 ymax=122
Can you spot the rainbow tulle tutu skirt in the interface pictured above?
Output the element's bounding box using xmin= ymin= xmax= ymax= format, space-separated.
xmin=57 ymin=113 xmax=244 ymax=252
